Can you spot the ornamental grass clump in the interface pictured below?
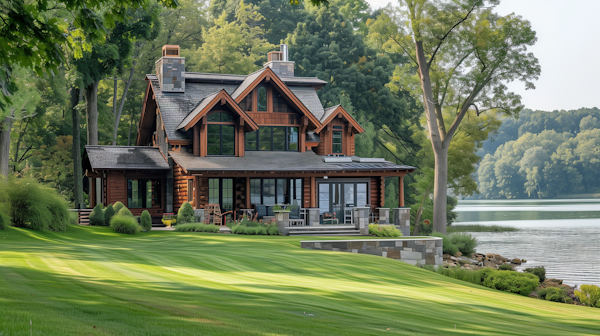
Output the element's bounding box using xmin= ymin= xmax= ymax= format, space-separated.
xmin=140 ymin=210 xmax=152 ymax=231
xmin=110 ymin=205 xmax=141 ymax=234
xmin=177 ymin=202 xmax=195 ymax=224
xmin=369 ymin=224 xmax=402 ymax=237
xmin=430 ymin=232 xmax=458 ymax=256
xmin=6 ymin=178 xmax=69 ymax=231
xmin=89 ymin=204 xmax=105 ymax=226
xmin=104 ymin=204 xmax=115 ymax=226
xmin=175 ymin=223 xmax=220 ymax=233
xmin=450 ymin=232 xmax=477 ymax=256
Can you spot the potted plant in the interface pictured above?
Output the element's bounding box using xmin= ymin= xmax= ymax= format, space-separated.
xmin=161 ymin=213 xmax=177 ymax=227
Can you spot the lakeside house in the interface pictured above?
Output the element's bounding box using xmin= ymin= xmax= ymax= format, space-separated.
xmin=83 ymin=44 xmax=415 ymax=227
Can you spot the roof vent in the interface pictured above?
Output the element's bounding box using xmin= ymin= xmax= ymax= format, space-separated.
xmin=155 ymin=45 xmax=185 ymax=93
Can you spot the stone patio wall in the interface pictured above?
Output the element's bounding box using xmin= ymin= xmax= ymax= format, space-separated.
xmin=301 ymin=238 xmax=443 ymax=266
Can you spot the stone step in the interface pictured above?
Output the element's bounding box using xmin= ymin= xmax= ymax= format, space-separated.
xmin=288 ymin=225 xmax=356 ymax=230
xmin=288 ymin=229 xmax=361 ymax=235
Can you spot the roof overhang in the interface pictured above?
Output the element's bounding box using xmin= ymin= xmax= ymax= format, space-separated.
xmin=315 ymin=105 xmax=365 ymax=134
xmin=177 ymin=90 xmax=259 ymax=132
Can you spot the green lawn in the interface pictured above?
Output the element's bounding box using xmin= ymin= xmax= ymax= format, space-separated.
xmin=0 ymin=226 xmax=599 ymax=335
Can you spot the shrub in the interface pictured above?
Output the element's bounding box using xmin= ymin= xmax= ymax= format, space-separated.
xmin=231 ymin=223 xmax=279 ymax=235
xmin=426 ymin=265 xmax=493 ymax=286
xmin=177 ymin=202 xmax=195 ymax=224
xmin=89 ymin=204 xmax=105 ymax=226
xmin=113 ymin=201 xmax=125 ymax=214
xmin=104 ymin=204 xmax=115 ymax=226
xmin=0 ymin=211 xmax=8 ymax=230
xmin=369 ymin=224 xmax=402 ymax=237
xmin=140 ymin=210 xmax=152 ymax=231
xmin=117 ymin=207 xmax=133 ymax=217
xmin=524 ymin=266 xmax=546 ymax=283
xmin=6 ymin=178 xmax=69 ymax=231
xmin=175 ymin=223 xmax=220 ymax=233
xmin=498 ymin=264 xmax=514 ymax=271
xmin=110 ymin=214 xmax=141 ymax=234
xmin=537 ymin=287 xmax=568 ymax=303
xmin=574 ymin=285 xmax=600 ymax=307
xmin=450 ymin=233 xmax=477 ymax=256
xmin=430 ymin=232 xmax=458 ymax=256
xmin=482 ymin=270 xmax=539 ymax=296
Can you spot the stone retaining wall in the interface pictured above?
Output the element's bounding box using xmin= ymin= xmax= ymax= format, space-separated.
xmin=301 ymin=238 xmax=443 ymax=266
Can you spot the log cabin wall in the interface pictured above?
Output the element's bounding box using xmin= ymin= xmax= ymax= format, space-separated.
xmin=370 ymin=176 xmax=382 ymax=211
xmin=234 ymin=177 xmax=246 ymax=211
xmin=103 ymin=170 xmax=166 ymax=217
xmin=174 ymin=164 xmax=190 ymax=210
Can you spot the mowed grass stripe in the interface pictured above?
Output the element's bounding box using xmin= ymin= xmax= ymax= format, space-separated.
xmin=0 ymin=225 xmax=598 ymax=335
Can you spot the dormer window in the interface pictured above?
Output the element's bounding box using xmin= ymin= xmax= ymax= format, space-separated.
xmin=332 ymin=125 xmax=343 ymax=153
xmin=207 ymin=112 xmax=235 ymax=155
xmin=258 ymin=87 xmax=267 ymax=111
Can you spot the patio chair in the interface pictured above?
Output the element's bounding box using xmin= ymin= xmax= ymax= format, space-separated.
xmin=289 ymin=206 xmax=304 ymax=226
xmin=255 ymin=205 xmax=267 ymax=220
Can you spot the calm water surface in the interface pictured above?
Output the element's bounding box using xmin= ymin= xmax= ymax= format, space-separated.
xmin=455 ymin=199 xmax=600 ymax=286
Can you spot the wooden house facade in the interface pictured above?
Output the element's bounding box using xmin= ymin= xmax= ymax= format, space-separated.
xmin=83 ymin=45 xmax=415 ymax=223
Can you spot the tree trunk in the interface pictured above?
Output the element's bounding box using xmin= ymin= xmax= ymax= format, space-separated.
xmin=0 ymin=115 xmax=11 ymax=177
xmin=112 ymin=74 xmax=117 ymax=144
xmin=113 ymin=62 xmax=136 ymax=145
xmin=414 ymin=39 xmax=448 ymax=233
xmin=71 ymin=87 xmax=85 ymax=209
xmin=85 ymin=81 xmax=99 ymax=146
xmin=127 ymin=113 xmax=135 ymax=146
xmin=432 ymin=146 xmax=448 ymax=233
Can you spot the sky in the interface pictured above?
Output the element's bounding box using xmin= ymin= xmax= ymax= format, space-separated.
xmin=363 ymin=0 xmax=600 ymax=112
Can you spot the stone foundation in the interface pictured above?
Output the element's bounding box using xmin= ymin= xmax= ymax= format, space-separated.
xmin=301 ymin=237 xmax=443 ymax=266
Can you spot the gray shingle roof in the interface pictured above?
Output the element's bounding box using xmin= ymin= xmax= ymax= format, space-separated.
xmin=169 ymin=150 xmax=415 ymax=172
xmin=185 ymin=72 xmax=327 ymax=86
xmin=149 ymin=75 xmax=239 ymax=141
xmin=85 ymin=146 xmax=170 ymax=170
xmin=177 ymin=90 xmax=221 ymax=130
xmin=289 ymin=86 xmax=325 ymax=120
xmin=321 ymin=105 xmax=340 ymax=122
xmin=231 ymin=68 xmax=266 ymax=99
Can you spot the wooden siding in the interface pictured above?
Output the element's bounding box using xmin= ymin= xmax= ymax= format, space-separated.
xmin=246 ymin=112 xmax=300 ymax=125
xmin=370 ymin=176 xmax=381 ymax=211
xmin=235 ymin=177 xmax=246 ymax=211
xmin=102 ymin=170 xmax=165 ymax=217
xmin=174 ymin=164 xmax=190 ymax=210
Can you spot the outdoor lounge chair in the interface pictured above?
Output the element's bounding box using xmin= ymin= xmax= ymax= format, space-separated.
xmin=255 ymin=205 xmax=267 ymax=220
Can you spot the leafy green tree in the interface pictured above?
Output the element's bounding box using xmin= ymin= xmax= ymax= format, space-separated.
xmin=73 ymin=7 xmax=161 ymax=145
xmin=187 ymin=1 xmax=274 ymax=74
xmin=370 ymin=0 xmax=540 ymax=232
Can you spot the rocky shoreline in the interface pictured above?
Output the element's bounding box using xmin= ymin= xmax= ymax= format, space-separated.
xmin=443 ymin=252 xmax=579 ymax=303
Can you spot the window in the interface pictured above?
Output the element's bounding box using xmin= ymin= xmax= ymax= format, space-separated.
xmin=258 ymin=87 xmax=267 ymax=111
xmin=207 ymin=124 xmax=235 ymax=155
xmin=208 ymin=178 xmax=234 ymax=211
xmin=127 ymin=179 xmax=161 ymax=209
xmin=317 ymin=181 xmax=368 ymax=218
xmin=332 ymin=126 xmax=343 ymax=153
xmin=250 ymin=178 xmax=302 ymax=205
xmin=245 ymin=126 xmax=299 ymax=151
xmin=187 ymin=179 xmax=193 ymax=203
xmin=207 ymin=112 xmax=233 ymax=122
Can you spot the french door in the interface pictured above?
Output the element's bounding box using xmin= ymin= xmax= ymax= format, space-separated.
xmin=208 ymin=178 xmax=234 ymax=212
xmin=318 ymin=181 xmax=368 ymax=222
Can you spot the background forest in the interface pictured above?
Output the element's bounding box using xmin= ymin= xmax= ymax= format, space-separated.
xmin=3 ymin=0 xmax=579 ymax=228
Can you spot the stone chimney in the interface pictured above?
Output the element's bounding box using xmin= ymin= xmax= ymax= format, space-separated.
xmin=264 ymin=44 xmax=294 ymax=77
xmin=155 ymin=45 xmax=185 ymax=92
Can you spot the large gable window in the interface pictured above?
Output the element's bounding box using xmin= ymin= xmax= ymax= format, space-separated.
xmin=257 ymin=87 xmax=267 ymax=111
xmin=207 ymin=112 xmax=235 ymax=155
xmin=246 ymin=126 xmax=299 ymax=151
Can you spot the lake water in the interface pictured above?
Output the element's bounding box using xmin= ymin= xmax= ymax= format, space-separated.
xmin=454 ymin=199 xmax=600 ymax=286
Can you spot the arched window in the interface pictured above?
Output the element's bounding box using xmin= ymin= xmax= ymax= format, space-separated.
xmin=257 ymin=87 xmax=267 ymax=111
xmin=207 ymin=112 xmax=235 ymax=155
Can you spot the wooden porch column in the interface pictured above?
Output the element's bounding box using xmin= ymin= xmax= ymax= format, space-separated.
xmin=300 ymin=116 xmax=307 ymax=153
xmin=194 ymin=176 xmax=201 ymax=209
xmin=380 ymin=176 xmax=385 ymax=207
xmin=193 ymin=125 xmax=200 ymax=156
xmin=399 ymin=175 xmax=404 ymax=207
xmin=310 ymin=176 xmax=316 ymax=208
xmin=200 ymin=116 xmax=207 ymax=157
xmin=90 ymin=177 xmax=96 ymax=207
xmin=246 ymin=177 xmax=251 ymax=208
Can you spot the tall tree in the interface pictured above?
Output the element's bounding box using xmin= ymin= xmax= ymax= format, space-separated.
xmin=370 ymin=0 xmax=540 ymax=232
xmin=73 ymin=7 xmax=161 ymax=145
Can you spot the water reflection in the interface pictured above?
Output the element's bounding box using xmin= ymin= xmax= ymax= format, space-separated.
xmin=454 ymin=199 xmax=600 ymax=286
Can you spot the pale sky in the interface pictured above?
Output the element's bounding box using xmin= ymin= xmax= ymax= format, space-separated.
xmin=364 ymin=0 xmax=600 ymax=112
